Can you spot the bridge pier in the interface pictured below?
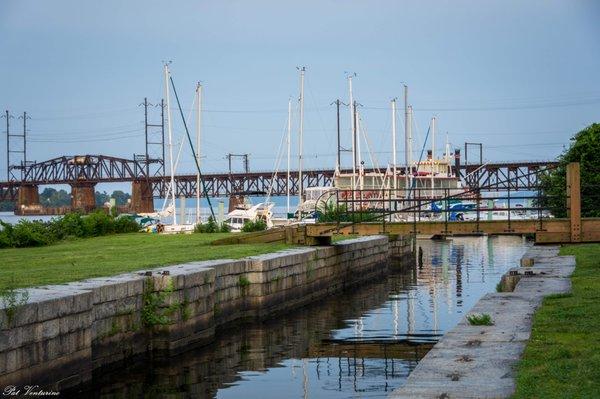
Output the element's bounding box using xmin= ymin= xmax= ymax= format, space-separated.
xmin=70 ymin=183 xmax=96 ymax=212
xmin=130 ymin=180 xmax=154 ymax=213
xmin=15 ymin=184 xmax=40 ymax=214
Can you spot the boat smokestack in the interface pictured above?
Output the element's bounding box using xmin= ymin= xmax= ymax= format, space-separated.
xmin=454 ymin=149 xmax=461 ymax=176
xmin=427 ymin=150 xmax=432 ymax=160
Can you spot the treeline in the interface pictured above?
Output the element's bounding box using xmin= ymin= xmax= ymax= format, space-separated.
xmin=0 ymin=212 xmax=140 ymax=248
xmin=0 ymin=188 xmax=132 ymax=211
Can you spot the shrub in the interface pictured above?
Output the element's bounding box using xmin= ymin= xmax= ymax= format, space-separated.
xmin=0 ymin=211 xmax=141 ymax=249
xmin=0 ymin=221 xmax=14 ymax=248
xmin=466 ymin=313 xmax=493 ymax=326
xmin=114 ymin=216 xmax=141 ymax=233
xmin=82 ymin=211 xmax=115 ymax=237
xmin=219 ymin=222 xmax=231 ymax=233
xmin=317 ymin=202 xmax=378 ymax=223
xmin=53 ymin=212 xmax=84 ymax=238
xmin=0 ymin=279 xmax=29 ymax=328
xmin=194 ymin=216 xmax=226 ymax=233
xmin=11 ymin=220 xmax=56 ymax=247
xmin=241 ymin=219 xmax=267 ymax=232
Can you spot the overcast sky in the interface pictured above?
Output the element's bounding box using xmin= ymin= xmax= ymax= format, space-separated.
xmin=1 ymin=0 xmax=599 ymax=178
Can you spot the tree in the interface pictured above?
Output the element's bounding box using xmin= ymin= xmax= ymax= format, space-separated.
xmin=538 ymin=123 xmax=600 ymax=218
xmin=39 ymin=188 xmax=70 ymax=207
xmin=95 ymin=191 xmax=110 ymax=206
xmin=111 ymin=190 xmax=131 ymax=206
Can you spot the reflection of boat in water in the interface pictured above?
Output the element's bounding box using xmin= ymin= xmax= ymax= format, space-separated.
xmin=224 ymin=199 xmax=274 ymax=232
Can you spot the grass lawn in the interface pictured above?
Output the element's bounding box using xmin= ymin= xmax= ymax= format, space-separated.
xmin=0 ymin=233 xmax=291 ymax=290
xmin=512 ymin=243 xmax=600 ymax=398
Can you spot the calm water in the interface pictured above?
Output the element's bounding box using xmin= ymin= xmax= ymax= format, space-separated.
xmin=65 ymin=236 xmax=529 ymax=398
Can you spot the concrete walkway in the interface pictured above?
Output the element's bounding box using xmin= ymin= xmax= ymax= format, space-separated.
xmin=390 ymin=245 xmax=575 ymax=399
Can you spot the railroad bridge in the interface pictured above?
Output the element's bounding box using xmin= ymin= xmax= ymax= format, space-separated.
xmin=0 ymin=154 xmax=557 ymax=214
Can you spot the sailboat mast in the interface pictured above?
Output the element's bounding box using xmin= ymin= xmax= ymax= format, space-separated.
xmin=164 ymin=63 xmax=177 ymax=225
xmin=431 ymin=116 xmax=436 ymax=199
xmin=356 ymin=105 xmax=363 ymax=190
xmin=408 ymin=105 xmax=414 ymax=196
xmin=404 ymin=85 xmax=409 ymax=196
xmin=196 ymin=82 xmax=202 ymax=223
xmin=298 ymin=67 xmax=305 ymax=206
xmin=348 ymin=75 xmax=356 ymax=192
xmin=445 ymin=133 xmax=451 ymax=175
xmin=391 ymin=98 xmax=397 ymax=192
xmin=286 ymin=98 xmax=292 ymax=215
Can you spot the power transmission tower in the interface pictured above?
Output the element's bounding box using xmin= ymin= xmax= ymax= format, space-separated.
xmin=138 ymin=98 xmax=165 ymax=177
xmin=226 ymin=153 xmax=249 ymax=174
xmin=331 ymin=99 xmax=350 ymax=170
xmin=2 ymin=110 xmax=27 ymax=181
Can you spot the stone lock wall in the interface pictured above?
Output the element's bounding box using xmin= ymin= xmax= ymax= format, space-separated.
xmin=0 ymin=235 xmax=412 ymax=390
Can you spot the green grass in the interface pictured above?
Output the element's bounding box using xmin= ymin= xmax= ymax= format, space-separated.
xmin=0 ymin=233 xmax=291 ymax=290
xmin=512 ymin=243 xmax=600 ymax=398
xmin=332 ymin=234 xmax=359 ymax=243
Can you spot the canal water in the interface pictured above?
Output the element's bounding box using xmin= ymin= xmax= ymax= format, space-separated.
xmin=65 ymin=235 xmax=529 ymax=398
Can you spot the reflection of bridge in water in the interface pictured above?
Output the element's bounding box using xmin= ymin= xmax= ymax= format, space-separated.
xmin=0 ymin=153 xmax=556 ymax=214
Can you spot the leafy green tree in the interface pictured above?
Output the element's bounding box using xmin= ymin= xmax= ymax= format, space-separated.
xmin=111 ymin=190 xmax=131 ymax=206
xmin=0 ymin=201 xmax=14 ymax=212
xmin=39 ymin=188 xmax=70 ymax=207
xmin=95 ymin=191 xmax=110 ymax=206
xmin=538 ymin=123 xmax=600 ymax=217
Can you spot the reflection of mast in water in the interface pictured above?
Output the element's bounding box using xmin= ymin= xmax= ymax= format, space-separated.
xmin=393 ymin=295 xmax=399 ymax=338
xmin=455 ymin=245 xmax=464 ymax=307
xmin=358 ymin=317 xmax=364 ymax=338
xmin=407 ymin=290 xmax=415 ymax=335
xmin=302 ymin=358 xmax=308 ymax=399
xmin=442 ymin=242 xmax=452 ymax=314
xmin=486 ymin=236 xmax=495 ymax=283
xmin=432 ymin=283 xmax=438 ymax=333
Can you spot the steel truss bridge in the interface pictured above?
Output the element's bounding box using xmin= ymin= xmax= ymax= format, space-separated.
xmin=0 ymin=154 xmax=558 ymax=202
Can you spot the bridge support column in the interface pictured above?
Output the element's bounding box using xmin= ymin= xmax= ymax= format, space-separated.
xmin=131 ymin=180 xmax=154 ymax=213
xmin=15 ymin=184 xmax=40 ymax=213
xmin=70 ymin=183 xmax=96 ymax=213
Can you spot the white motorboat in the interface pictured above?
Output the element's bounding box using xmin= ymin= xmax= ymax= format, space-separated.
xmin=224 ymin=200 xmax=274 ymax=232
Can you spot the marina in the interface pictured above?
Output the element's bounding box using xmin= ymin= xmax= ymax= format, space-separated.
xmin=1 ymin=1 xmax=599 ymax=397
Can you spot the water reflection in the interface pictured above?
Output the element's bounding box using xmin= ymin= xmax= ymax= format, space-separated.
xmin=66 ymin=236 xmax=529 ymax=398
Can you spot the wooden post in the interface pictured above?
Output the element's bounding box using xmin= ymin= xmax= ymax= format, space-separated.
xmin=567 ymin=162 xmax=581 ymax=242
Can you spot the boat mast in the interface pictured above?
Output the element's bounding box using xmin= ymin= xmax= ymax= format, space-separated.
xmin=286 ymin=98 xmax=292 ymax=215
xmin=348 ymin=75 xmax=356 ymax=193
xmin=431 ymin=116 xmax=436 ymax=199
xmin=445 ymin=132 xmax=451 ymax=176
xmin=196 ymin=82 xmax=202 ymax=223
xmin=408 ymin=105 xmax=414 ymax=197
xmin=164 ymin=63 xmax=177 ymax=225
xmin=298 ymin=67 xmax=305 ymax=206
xmin=391 ymin=98 xmax=397 ymax=193
xmin=403 ymin=85 xmax=409 ymax=197
xmin=356 ymin=106 xmax=363 ymax=190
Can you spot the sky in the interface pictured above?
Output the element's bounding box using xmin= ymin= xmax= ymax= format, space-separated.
xmin=1 ymin=0 xmax=599 ymax=181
